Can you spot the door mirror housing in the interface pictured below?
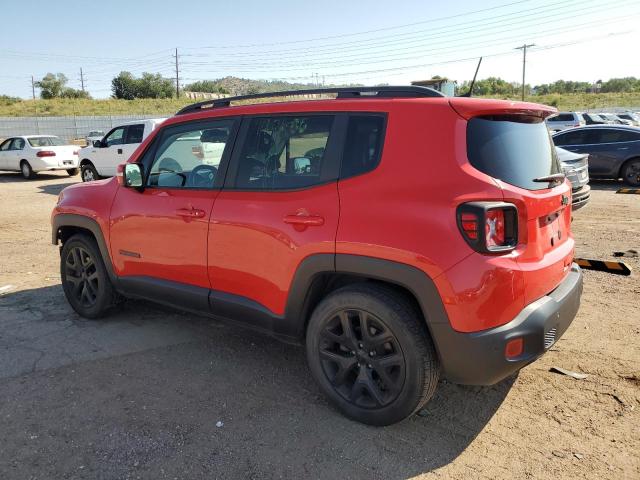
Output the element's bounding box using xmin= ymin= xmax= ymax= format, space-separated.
xmin=123 ymin=163 xmax=144 ymax=190
xmin=93 ymin=140 xmax=103 ymax=148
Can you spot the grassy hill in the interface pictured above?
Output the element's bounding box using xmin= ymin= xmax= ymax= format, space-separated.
xmin=1 ymin=92 xmax=639 ymax=117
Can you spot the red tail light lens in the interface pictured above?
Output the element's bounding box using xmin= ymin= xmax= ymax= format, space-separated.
xmin=457 ymin=202 xmax=518 ymax=254
xmin=73 ymin=149 xmax=79 ymax=155
xmin=36 ymin=150 xmax=56 ymax=157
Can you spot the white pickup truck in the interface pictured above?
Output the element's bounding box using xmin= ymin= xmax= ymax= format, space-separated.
xmin=78 ymin=118 xmax=166 ymax=181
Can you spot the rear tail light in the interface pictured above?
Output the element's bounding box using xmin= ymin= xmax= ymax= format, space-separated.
xmin=73 ymin=150 xmax=79 ymax=155
xmin=457 ymin=202 xmax=518 ymax=253
xmin=36 ymin=150 xmax=56 ymax=157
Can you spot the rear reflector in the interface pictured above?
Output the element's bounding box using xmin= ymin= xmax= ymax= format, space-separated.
xmin=36 ymin=150 xmax=56 ymax=157
xmin=505 ymin=338 xmax=524 ymax=359
xmin=457 ymin=202 xmax=518 ymax=254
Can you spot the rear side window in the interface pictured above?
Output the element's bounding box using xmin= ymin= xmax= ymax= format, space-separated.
xmin=126 ymin=124 xmax=145 ymax=144
xmin=594 ymin=129 xmax=640 ymax=143
xmin=234 ymin=115 xmax=334 ymax=190
xmin=341 ymin=115 xmax=385 ymax=178
xmin=467 ymin=116 xmax=561 ymax=191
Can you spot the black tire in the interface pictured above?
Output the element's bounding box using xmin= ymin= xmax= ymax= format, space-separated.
xmin=621 ymin=158 xmax=640 ymax=186
xmin=20 ymin=160 xmax=35 ymax=179
xmin=66 ymin=168 xmax=80 ymax=176
xmin=81 ymin=162 xmax=100 ymax=182
xmin=60 ymin=234 xmax=115 ymax=319
xmin=306 ymin=283 xmax=440 ymax=426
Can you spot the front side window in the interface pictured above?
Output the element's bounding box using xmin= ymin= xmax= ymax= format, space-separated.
xmin=147 ymin=120 xmax=234 ymax=189
xmin=126 ymin=124 xmax=145 ymax=144
xmin=11 ymin=138 xmax=25 ymax=150
xmin=234 ymin=115 xmax=334 ymax=190
xmin=104 ymin=127 xmax=125 ymax=147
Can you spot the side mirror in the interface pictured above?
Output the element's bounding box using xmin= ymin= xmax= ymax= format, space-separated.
xmin=123 ymin=163 xmax=144 ymax=189
xmin=92 ymin=140 xmax=103 ymax=148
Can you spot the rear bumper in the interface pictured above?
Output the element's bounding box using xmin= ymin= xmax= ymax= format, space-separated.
xmin=571 ymin=185 xmax=590 ymax=211
xmin=430 ymin=263 xmax=583 ymax=385
xmin=32 ymin=158 xmax=79 ymax=172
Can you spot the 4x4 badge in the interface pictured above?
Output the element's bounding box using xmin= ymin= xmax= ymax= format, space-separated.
xmin=561 ymin=195 xmax=569 ymax=206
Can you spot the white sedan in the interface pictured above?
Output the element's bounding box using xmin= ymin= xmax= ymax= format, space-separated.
xmin=0 ymin=135 xmax=80 ymax=179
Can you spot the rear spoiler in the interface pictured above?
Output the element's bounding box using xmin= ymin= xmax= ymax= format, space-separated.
xmin=448 ymin=98 xmax=557 ymax=120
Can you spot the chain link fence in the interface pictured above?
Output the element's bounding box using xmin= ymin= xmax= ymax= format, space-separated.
xmin=0 ymin=114 xmax=172 ymax=143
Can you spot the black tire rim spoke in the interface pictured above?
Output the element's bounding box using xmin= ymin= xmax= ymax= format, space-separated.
xmin=319 ymin=308 xmax=406 ymax=408
xmin=64 ymin=246 xmax=99 ymax=308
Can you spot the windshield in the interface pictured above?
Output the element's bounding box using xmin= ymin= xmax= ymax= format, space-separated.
xmin=467 ymin=116 xmax=561 ymax=191
xmin=28 ymin=136 xmax=65 ymax=147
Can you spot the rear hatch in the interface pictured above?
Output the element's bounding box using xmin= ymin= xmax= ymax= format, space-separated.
xmin=464 ymin=112 xmax=574 ymax=305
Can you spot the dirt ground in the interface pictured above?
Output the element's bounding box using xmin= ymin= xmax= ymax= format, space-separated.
xmin=0 ymin=171 xmax=638 ymax=480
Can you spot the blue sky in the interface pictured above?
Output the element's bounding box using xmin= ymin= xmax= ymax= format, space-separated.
xmin=0 ymin=0 xmax=638 ymax=98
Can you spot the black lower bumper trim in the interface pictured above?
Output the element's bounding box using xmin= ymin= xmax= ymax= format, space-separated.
xmin=431 ymin=263 xmax=583 ymax=385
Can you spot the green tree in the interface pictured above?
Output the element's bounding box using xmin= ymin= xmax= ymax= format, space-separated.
xmin=35 ymin=73 xmax=68 ymax=99
xmin=112 ymin=72 xmax=175 ymax=99
xmin=111 ymin=72 xmax=138 ymax=100
xmin=184 ymin=80 xmax=229 ymax=94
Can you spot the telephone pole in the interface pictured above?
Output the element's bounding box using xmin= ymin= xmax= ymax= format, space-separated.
xmin=31 ymin=75 xmax=36 ymax=100
xmin=515 ymin=43 xmax=535 ymax=101
xmin=80 ymin=68 xmax=85 ymax=92
xmin=174 ymin=48 xmax=180 ymax=98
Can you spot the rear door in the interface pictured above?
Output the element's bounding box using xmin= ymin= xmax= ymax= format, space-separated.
xmin=207 ymin=113 xmax=342 ymax=318
xmin=467 ymin=115 xmax=574 ymax=304
xmin=9 ymin=138 xmax=26 ymax=170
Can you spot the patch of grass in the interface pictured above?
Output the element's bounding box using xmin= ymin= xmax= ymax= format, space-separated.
xmin=1 ymin=92 xmax=639 ymax=117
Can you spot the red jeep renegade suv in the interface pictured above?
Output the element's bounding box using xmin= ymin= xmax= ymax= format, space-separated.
xmin=52 ymin=86 xmax=583 ymax=426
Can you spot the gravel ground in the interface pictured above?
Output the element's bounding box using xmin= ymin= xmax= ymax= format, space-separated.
xmin=0 ymin=171 xmax=638 ymax=479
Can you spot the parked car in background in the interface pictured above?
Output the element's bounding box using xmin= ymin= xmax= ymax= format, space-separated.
xmin=78 ymin=119 xmax=166 ymax=182
xmin=0 ymin=135 xmax=79 ymax=179
xmin=617 ymin=112 xmax=640 ymax=127
xmin=545 ymin=112 xmax=585 ymax=132
xmin=600 ymin=113 xmax=632 ymax=126
xmin=85 ymin=130 xmax=105 ymax=147
xmin=582 ymin=113 xmax=609 ymax=125
xmin=553 ymin=125 xmax=640 ymax=186
xmin=556 ymin=147 xmax=590 ymax=210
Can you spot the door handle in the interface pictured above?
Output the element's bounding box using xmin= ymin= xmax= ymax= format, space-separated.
xmin=176 ymin=208 xmax=206 ymax=218
xmin=283 ymin=214 xmax=324 ymax=226
xmin=117 ymin=148 xmax=123 ymax=154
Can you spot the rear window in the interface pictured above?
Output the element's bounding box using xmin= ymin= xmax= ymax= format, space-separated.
xmin=467 ymin=116 xmax=561 ymax=191
xmin=28 ymin=136 xmax=65 ymax=147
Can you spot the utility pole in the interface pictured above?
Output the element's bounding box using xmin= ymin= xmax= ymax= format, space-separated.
xmin=515 ymin=43 xmax=535 ymax=101
xmin=80 ymin=68 xmax=85 ymax=92
xmin=31 ymin=75 xmax=36 ymax=100
xmin=174 ymin=48 xmax=180 ymax=98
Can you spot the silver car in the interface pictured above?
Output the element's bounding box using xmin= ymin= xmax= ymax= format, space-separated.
xmin=545 ymin=112 xmax=585 ymax=132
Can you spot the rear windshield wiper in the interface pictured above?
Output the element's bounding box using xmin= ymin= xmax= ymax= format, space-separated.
xmin=533 ymin=173 xmax=565 ymax=184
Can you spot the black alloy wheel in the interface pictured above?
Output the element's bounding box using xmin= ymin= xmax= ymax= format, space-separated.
xmin=318 ymin=308 xmax=405 ymax=408
xmin=64 ymin=245 xmax=99 ymax=308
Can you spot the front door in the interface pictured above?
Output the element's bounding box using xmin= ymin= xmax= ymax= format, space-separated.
xmin=208 ymin=114 xmax=342 ymax=318
xmin=93 ymin=126 xmax=126 ymax=177
xmin=109 ymin=118 xmax=238 ymax=307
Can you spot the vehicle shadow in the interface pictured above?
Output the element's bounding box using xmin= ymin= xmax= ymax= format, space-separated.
xmin=0 ymin=171 xmax=73 ymax=184
xmin=37 ymin=182 xmax=77 ymax=195
xmin=589 ymin=179 xmax=623 ymax=191
xmin=0 ymin=284 xmax=514 ymax=479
